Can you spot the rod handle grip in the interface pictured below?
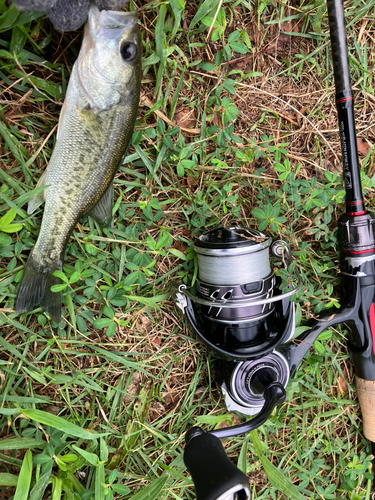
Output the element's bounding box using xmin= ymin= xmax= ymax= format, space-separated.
xmin=355 ymin=375 xmax=375 ymax=442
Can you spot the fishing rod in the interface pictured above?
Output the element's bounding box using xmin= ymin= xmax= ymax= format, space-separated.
xmin=176 ymin=0 xmax=375 ymax=498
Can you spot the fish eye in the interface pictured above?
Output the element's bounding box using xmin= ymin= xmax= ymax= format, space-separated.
xmin=120 ymin=42 xmax=137 ymax=61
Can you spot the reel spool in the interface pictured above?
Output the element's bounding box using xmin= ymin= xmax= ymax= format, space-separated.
xmin=177 ymin=227 xmax=299 ymax=361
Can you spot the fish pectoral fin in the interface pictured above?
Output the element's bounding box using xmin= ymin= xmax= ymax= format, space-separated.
xmin=28 ymin=170 xmax=48 ymax=215
xmin=88 ymin=182 xmax=113 ymax=227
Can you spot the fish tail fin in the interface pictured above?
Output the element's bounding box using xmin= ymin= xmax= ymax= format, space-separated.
xmin=15 ymin=251 xmax=62 ymax=323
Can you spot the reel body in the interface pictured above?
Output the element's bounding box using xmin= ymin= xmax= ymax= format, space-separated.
xmin=177 ymin=226 xmax=300 ymax=415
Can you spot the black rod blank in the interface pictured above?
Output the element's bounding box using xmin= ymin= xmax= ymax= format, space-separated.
xmin=326 ymin=0 xmax=365 ymax=213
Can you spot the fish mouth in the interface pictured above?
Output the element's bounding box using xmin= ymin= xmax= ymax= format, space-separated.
xmin=89 ymin=4 xmax=138 ymax=39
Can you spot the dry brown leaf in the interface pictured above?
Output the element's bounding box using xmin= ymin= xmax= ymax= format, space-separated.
xmin=174 ymin=105 xmax=197 ymax=130
xmin=174 ymin=240 xmax=188 ymax=253
xmin=357 ymin=137 xmax=372 ymax=156
xmin=187 ymin=176 xmax=198 ymax=188
xmin=337 ymin=375 xmax=348 ymax=396
xmin=149 ymin=334 xmax=161 ymax=347
xmin=123 ymin=372 xmax=141 ymax=406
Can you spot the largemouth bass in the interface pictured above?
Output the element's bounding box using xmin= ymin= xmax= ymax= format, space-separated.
xmin=15 ymin=5 xmax=141 ymax=323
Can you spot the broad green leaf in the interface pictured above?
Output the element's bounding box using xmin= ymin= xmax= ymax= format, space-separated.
xmin=60 ymin=454 xmax=78 ymax=463
xmin=155 ymin=230 xmax=173 ymax=250
xmin=314 ymin=340 xmax=325 ymax=354
xmin=168 ymin=248 xmax=187 ymax=260
xmin=52 ymin=270 xmax=69 ymax=282
xmin=33 ymin=454 xmax=52 ymax=465
xmin=200 ymin=62 xmax=215 ymax=72
xmin=0 ymin=232 xmax=12 ymax=245
xmin=0 ymin=438 xmax=41 ymax=451
xmin=112 ymin=484 xmax=131 ymax=495
xmin=106 ymin=322 xmax=117 ymax=337
xmin=230 ymin=41 xmax=248 ymax=54
xmin=14 ymin=449 xmax=33 ymax=500
xmin=93 ymin=318 xmax=113 ymax=329
xmin=0 ymin=207 xmax=16 ymax=227
xmin=20 ymin=409 xmax=107 ymax=440
xmin=1 ymin=223 xmax=23 ymax=232
xmin=189 ymin=0 xmax=220 ymax=30
xmin=250 ymin=431 xmax=306 ymax=500
xmin=50 ymin=284 xmax=67 ymax=293
xmin=0 ymin=3 xmax=19 ymax=31
xmin=0 ymin=472 xmax=18 ymax=486
xmin=10 ymin=24 xmax=28 ymax=54
xmin=72 ymin=445 xmax=99 ymax=466
xmin=252 ymin=208 xmax=266 ymax=219
xmin=228 ymin=31 xmax=240 ymax=43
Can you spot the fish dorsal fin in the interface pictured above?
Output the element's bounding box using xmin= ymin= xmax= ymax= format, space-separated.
xmin=88 ymin=181 xmax=113 ymax=227
xmin=28 ymin=170 xmax=48 ymax=215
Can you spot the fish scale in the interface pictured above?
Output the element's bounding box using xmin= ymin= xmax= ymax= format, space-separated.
xmin=15 ymin=5 xmax=141 ymax=323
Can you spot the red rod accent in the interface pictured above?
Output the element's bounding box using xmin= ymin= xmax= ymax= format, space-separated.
xmin=370 ymin=303 xmax=375 ymax=355
xmin=342 ymin=248 xmax=375 ymax=254
xmin=346 ymin=211 xmax=366 ymax=216
xmin=336 ymin=97 xmax=354 ymax=103
xmin=347 ymin=200 xmax=364 ymax=205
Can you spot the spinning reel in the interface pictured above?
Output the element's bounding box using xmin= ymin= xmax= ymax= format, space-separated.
xmin=177 ymin=227 xmax=299 ymax=416
xmin=176 ymin=226 xmax=300 ymax=500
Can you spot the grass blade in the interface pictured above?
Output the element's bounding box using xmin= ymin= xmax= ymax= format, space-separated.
xmin=20 ymin=409 xmax=107 ymax=440
xmin=29 ymin=470 xmax=52 ymax=500
xmin=51 ymin=476 xmax=62 ymax=500
xmin=155 ymin=3 xmax=166 ymax=94
xmin=14 ymin=449 xmax=32 ymax=500
xmin=133 ymin=144 xmax=164 ymax=189
xmin=95 ymin=463 xmax=105 ymax=500
xmin=130 ymin=474 xmax=168 ymax=500
xmin=250 ymin=431 xmax=307 ymax=500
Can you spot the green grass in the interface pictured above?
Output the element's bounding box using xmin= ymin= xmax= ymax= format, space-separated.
xmin=0 ymin=0 xmax=375 ymax=498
